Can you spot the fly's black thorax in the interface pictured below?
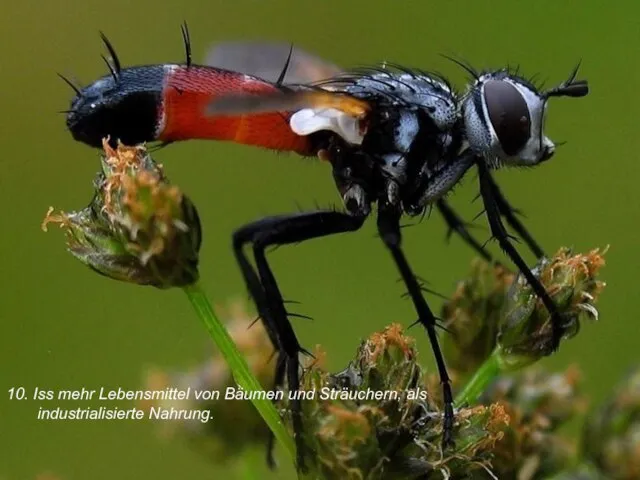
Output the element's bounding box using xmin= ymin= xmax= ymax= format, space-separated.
xmin=327 ymin=69 xmax=460 ymax=216
xmin=400 ymin=108 xmax=464 ymax=209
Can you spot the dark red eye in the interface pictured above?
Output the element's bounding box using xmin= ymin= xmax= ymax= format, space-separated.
xmin=484 ymin=80 xmax=531 ymax=155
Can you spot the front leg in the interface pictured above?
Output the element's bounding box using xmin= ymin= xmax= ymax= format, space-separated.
xmin=486 ymin=172 xmax=545 ymax=259
xmin=476 ymin=161 xmax=563 ymax=349
xmin=376 ymin=203 xmax=455 ymax=449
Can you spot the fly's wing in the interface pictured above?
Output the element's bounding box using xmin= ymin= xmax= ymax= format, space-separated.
xmin=204 ymin=42 xmax=371 ymax=145
xmin=204 ymin=41 xmax=342 ymax=84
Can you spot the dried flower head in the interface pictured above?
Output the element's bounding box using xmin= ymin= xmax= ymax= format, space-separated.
xmin=497 ymin=247 xmax=607 ymax=370
xmin=443 ymin=249 xmax=606 ymax=376
xmin=43 ymin=139 xmax=201 ymax=288
xmin=442 ymin=259 xmax=515 ymax=374
xmin=292 ymin=324 xmax=509 ymax=479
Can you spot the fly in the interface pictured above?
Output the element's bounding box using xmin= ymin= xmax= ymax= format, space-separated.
xmin=61 ymin=25 xmax=589 ymax=473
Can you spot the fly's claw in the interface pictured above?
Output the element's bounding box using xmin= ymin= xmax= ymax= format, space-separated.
xmin=442 ymin=406 xmax=456 ymax=450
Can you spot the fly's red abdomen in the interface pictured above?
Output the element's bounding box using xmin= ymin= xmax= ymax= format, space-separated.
xmin=158 ymin=66 xmax=315 ymax=156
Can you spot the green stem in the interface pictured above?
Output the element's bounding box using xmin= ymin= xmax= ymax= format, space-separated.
xmin=454 ymin=349 xmax=502 ymax=407
xmin=183 ymin=282 xmax=295 ymax=462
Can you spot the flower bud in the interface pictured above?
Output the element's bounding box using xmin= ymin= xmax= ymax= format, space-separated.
xmin=442 ymin=259 xmax=514 ymax=374
xmin=292 ymin=325 xmax=509 ymax=479
xmin=43 ymin=139 xmax=201 ymax=288
xmin=497 ymin=248 xmax=606 ymax=369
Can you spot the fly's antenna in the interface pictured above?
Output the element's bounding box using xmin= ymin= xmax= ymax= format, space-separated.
xmin=440 ymin=54 xmax=480 ymax=81
xmin=99 ymin=32 xmax=121 ymax=81
xmin=57 ymin=73 xmax=82 ymax=96
xmin=181 ymin=21 xmax=192 ymax=67
xmin=544 ymin=61 xmax=589 ymax=98
xmin=276 ymin=43 xmax=294 ymax=86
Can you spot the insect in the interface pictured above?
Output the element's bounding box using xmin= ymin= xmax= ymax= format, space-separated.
xmin=62 ymin=24 xmax=589 ymax=472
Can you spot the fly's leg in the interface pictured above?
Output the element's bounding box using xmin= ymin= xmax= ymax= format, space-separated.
xmin=477 ymin=162 xmax=563 ymax=349
xmin=436 ymin=198 xmax=493 ymax=262
xmin=376 ymin=203 xmax=455 ymax=449
xmin=233 ymin=218 xmax=294 ymax=468
xmin=485 ymin=171 xmax=545 ymax=259
xmin=233 ymin=216 xmax=288 ymax=349
xmin=232 ymin=211 xmax=365 ymax=471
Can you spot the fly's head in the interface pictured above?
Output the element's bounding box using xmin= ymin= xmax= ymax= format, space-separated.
xmin=460 ymin=64 xmax=589 ymax=168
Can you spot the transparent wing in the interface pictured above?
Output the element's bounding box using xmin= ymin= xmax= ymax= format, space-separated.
xmin=204 ymin=41 xmax=342 ymax=84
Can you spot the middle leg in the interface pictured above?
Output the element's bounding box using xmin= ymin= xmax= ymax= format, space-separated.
xmin=486 ymin=171 xmax=545 ymax=259
xmin=436 ymin=198 xmax=493 ymax=262
xmin=376 ymin=203 xmax=455 ymax=448
xmin=477 ymin=161 xmax=564 ymax=350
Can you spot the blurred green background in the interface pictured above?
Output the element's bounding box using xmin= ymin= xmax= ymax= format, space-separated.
xmin=1 ymin=0 xmax=638 ymax=478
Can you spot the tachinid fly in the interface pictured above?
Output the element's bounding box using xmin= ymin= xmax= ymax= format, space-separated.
xmin=62 ymin=24 xmax=589 ymax=472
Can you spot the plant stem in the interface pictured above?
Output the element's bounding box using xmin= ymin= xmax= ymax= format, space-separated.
xmin=454 ymin=349 xmax=502 ymax=407
xmin=183 ymin=282 xmax=295 ymax=462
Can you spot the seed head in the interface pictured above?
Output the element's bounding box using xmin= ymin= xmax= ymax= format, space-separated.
xmin=442 ymin=259 xmax=514 ymax=374
xmin=292 ymin=325 xmax=509 ymax=479
xmin=43 ymin=139 xmax=201 ymax=288
xmin=497 ymin=247 xmax=607 ymax=369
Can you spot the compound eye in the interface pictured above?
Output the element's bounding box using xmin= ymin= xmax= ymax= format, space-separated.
xmin=484 ymin=80 xmax=531 ymax=156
